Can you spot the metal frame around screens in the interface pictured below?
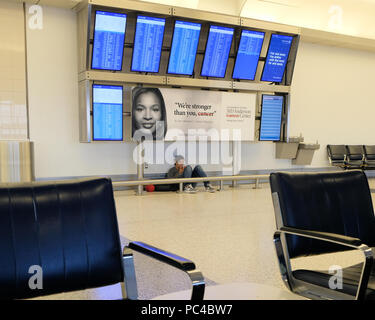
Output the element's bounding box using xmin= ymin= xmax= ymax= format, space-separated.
xmin=259 ymin=94 xmax=284 ymax=142
xmin=166 ymin=19 xmax=202 ymax=76
xmin=91 ymin=10 xmax=128 ymax=71
xmin=130 ymin=14 xmax=166 ymax=74
xmin=92 ymin=83 xmax=124 ymax=141
xmin=260 ymin=33 xmax=294 ymax=84
xmin=232 ymin=29 xmax=265 ymax=81
xmin=76 ymin=0 xmax=300 ymax=143
xmin=200 ymin=24 xmax=235 ymax=79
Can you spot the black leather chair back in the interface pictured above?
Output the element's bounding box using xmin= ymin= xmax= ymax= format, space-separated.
xmin=364 ymin=145 xmax=375 ymax=161
xmin=270 ymin=170 xmax=375 ymax=258
xmin=346 ymin=145 xmax=364 ymax=160
xmin=327 ymin=145 xmax=346 ymax=161
xmin=0 ymin=178 xmax=123 ymax=299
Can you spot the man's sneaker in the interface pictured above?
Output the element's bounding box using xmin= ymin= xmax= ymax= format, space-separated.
xmin=184 ymin=184 xmax=197 ymax=193
xmin=205 ymin=184 xmax=216 ymax=193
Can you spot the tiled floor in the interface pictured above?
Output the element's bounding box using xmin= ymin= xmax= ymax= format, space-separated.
xmin=31 ymin=178 xmax=375 ymax=300
xmin=116 ymin=184 xmax=285 ymax=298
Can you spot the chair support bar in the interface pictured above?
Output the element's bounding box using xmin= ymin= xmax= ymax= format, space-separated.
xmin=122 ymin=242 xmax=205 ymax=300
xmin=122 ymin=247 xmax=139 ymax=300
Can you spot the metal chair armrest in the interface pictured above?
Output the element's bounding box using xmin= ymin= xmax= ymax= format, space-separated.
xmin=280 ymin=226 xmax=363 ymax=247
xmin=128 ymin=241 xmax=197 ymax=270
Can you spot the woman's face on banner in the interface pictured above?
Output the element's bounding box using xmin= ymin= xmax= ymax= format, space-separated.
xmin=134 ymin=91 xmax=162 ymax=134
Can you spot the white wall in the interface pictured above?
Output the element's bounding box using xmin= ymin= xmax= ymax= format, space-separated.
xmin=240 ymin=41 xmax=375 ymax=171
xmin=25 ymin=5 xmax=375 ymax=179
xmin=288 ymin=41 xmax=375 ymax=167
xmin=27 ymin=5 xmax=136 ymax=178
xmin=0 ymin=1 xmax=27 ymax=140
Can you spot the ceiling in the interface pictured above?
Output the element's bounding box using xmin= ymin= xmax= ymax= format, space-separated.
xmin=6 ymin=0 xmax=375 ymax=12
xmin=6 ymin=0 xmax=375 ymax=51
xmin=240 ymin=0 xmax=375 ymax=40
xmin=6 ymin=0 xmax=82 ymax=9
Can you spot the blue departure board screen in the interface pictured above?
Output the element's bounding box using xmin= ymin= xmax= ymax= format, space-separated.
xmin=201 ymin=25 xmax=234 ymax=78
xmin=261 ymin=34 xmax=293 ymax=82
xmin=232 ymin=30 xmax=265 ymax=80
xmin=168 ymin=20 xmax=201 ymax=75
xmin=259 ymin=95 xmax=284 ymax=141
xmin=91 ymin=11 xmax=127 ymax=71
xmin=93 ymin=85 xmax=123 ymax=141
xmin=131 ymin=16 xmax=166 ymax=73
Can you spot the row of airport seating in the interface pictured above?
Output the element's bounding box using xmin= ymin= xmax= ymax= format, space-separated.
xmin=2 ymin=171 xmax=375 ymax=300
xmin=327 ymin=144 xmax=375 ymax=169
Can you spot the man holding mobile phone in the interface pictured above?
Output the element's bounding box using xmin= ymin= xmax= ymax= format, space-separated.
xmin=167 ymin=155 xmax=216 ymax=193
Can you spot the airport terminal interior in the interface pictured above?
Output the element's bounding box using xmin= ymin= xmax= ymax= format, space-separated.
xmin=2 ymin=0 xmax=375 ymax=301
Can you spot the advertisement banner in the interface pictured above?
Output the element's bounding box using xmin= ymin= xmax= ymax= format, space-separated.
xmin=131 ymin=87 xmax=256 ymax=141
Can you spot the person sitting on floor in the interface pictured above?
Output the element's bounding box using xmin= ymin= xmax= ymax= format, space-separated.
xmin=167 ymin=155 xmax=216 ymax=193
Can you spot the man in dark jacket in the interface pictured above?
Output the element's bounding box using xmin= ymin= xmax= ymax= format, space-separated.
xmin=167 ymin=155 xmax=215 ymax=193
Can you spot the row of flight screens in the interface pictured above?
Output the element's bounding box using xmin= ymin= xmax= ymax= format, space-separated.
xmin=92 ymin=11 xmax=294 ymax=82
xmin=92 ymin=84 xmax=284 ymax=142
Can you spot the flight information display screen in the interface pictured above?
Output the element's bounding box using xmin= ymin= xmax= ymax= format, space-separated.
xmin=259 ymin=95 xmax=284 ymax=141
xmin=93 ymin=84 xmax=123 ymax=141
xmin=91 ymin=11 xmax=127 ymax=71
xmin=261 ymin=34 xmax=293 ymax=83
xmin=201 ymin=25 xmax=234 ymax=78
xmin=131 ymin=15 xmax=166 ymax=73
xmin=168 ymin=20 xmax=201 ymax=75
xmin=232 ymin=30 xmax=265 ymax=80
